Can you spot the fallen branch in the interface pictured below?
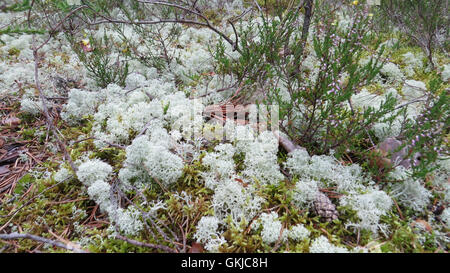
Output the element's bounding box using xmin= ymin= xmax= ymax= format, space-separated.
xmin=114 ymin=180 xmax=180 ymax=250
xmin=394 ymin=96 xmax=428 ymax=111
xmin=83 ymin=0 xmax=242 ymax=54
xmin=115 ymin=233 xmax=177 ymax=253
xmin=273 ymin=131 xmax=303 ymax=154
xmin=32 ymin=40 xmax=78 ymax=173
xmin=0 ymin=232 xmax=88 ymax=253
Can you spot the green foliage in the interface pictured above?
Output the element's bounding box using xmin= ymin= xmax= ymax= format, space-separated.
xmin=379 ymin=0 xmax=449 ymax=68
xmin=0 ymin=0 xmax=45 ymax=44
xmin=181 ymin=161 xmax=204 ymax=188
xmin=21 ymin=128 xmax=36 ymax=140
xmin=2 ymin=0 xmax=32 ymax=12
xmin=2 ymin=0 xmax=447 ymax=254
xmin=400 ymin=76 xmax=449 ymax=178
xmin=7 ymin=47 xmax=20 ymax=56
xmin=214 ymin=2 xmax=398 ymax=154
xmin=220 ymin=221 xmax=264 ymax=252
xmin=66 ymin=31 xmax=130 ymax=88
xmin=277 ymin=6 xmax=395 ymax=155
xmin=380 ymin=217 xmax=424 ymax=253
xmin=14 ymin=173 xmax=33 ymax=195
xmin=0 ymin=26 xmax=45 ymax=41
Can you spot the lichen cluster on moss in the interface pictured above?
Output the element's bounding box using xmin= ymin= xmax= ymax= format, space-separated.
xmin=0 ymin=0 xmax=449 ymax=253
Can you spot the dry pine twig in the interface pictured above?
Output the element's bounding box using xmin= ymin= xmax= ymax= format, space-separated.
xmin=114 ymin=233 xmax=177 ymax=253
xmin=32 ymin=36 xmax=78 ymax=173
xmin=0 ymin=232 xmax=88 ymax=253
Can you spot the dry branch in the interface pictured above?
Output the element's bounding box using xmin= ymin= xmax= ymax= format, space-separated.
xmin=114 ymin=233 xmax=177 ymax=253
xmin=32 ymin=37 xmax=78 ymax=173
xmin=0 ymin=232 xmax=88 ymax=253
xmin=82 ymin=0 xmax=243 ymax=53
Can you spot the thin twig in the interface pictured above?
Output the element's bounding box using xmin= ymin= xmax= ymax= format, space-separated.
xmin=394 ymin=97 xmax=427 ymax=111
xmin=195 ymin=81 xmax=239 ymax=98
xmin=274 ymin=131 xmax=303 ymax=154
xmin=114 ymin=182 xmax=179 ymax=249
xmin=103 ymin=141 xmax=127 ymax=149
xmin=83 ymin=0 xmax=241 ymax=53
xmin=0 ymin=232 xmax=88 ymax=253
xmin=392 ymin=198 xmax=404 ymax=220
xmin=271 ymin=223 xmax=286 ymax=252
xmin=115 ymin=233 xmax=177 ymax=253
xmin=0 ymin=178 xmax=68 ymax=231
xmin=34 ymin=5 xmax=88 ymax=52
xmin=32 ymin=36 xmax=78 ymax=173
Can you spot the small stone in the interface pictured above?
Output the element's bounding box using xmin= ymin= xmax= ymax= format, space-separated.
xmin=378 ymin=137 xmax=420 ymax=169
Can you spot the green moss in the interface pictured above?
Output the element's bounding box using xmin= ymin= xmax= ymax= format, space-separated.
xmin=202 ymin=9 xmax=224 ymax=26
xmin=2 ymin=8 xmax=449 ymax=253
xmin=364 ymin=82 xmax=386 ymax=95
xmin=387 ymin=46 xmax=423 ymax=67
xmin=242 ymin=0 xmax=292 ymax=14
xmin=18 ymin=112 xmax=38 ymax=124
xmin=92 ymin=147 xmax=126 ymax=169
xmin=378 ymin=214 xmax=426 ymax=253
xmin=21 ymin=128 xmax=36 ymax=140
xmin=7 ymin=47 xmax=20 ymax=57
xmin=180 ymin=160 xmax=204 ymax=188
xmin=221 ymin=221 xmax=264 ymax=253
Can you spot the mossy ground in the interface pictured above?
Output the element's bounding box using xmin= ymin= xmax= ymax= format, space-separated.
xmin=0 ymin=99 xmax=448 ymax=252
xmin=0 ymin=2 xmax=449 ymax=253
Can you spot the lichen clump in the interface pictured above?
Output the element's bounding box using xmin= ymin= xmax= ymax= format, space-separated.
xmin=1 ymin=0 xmax=449 ymax=254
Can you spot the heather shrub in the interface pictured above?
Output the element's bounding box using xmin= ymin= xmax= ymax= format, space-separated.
xmin=52 ymin=0 xmax=244 ymax=88
xmin=214 ymin=1 xmax=398 ymax=155
xmin=0 ymin=0 xmax=45 ymax=43
xmin=66 ymin=31 xmax=130 ymax=88
xmin=396 ymin=76 xmax=449 ymax=178
xmin=378 ymin=0 xmax=449 ymax=69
